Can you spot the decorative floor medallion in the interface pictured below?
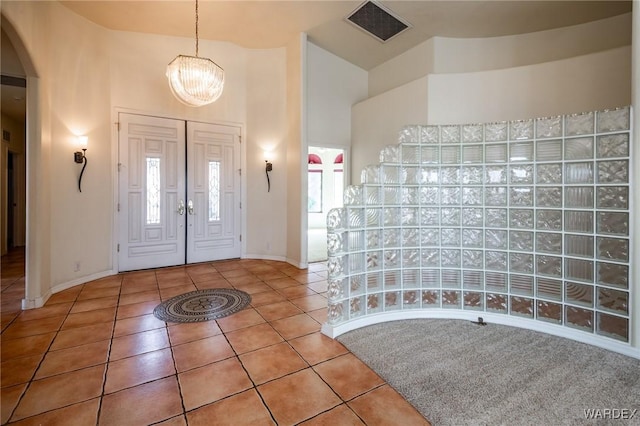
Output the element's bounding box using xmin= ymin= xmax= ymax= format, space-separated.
xmin=153 ymin=289 xmax=251 ymax=323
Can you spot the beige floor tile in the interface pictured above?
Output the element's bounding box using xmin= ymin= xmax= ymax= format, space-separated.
xmin=50 ymin=322 xmax=113 ymax=350
xmin=61 ymin=307 xmax=116 ymax=330
xmin=270 ymin=313 xmax=321 ymax=340
xmin=35 ymin=340 xmax=110 ymax=379
xmin=109 ymin=327 xmax=170 ymax=360
xmin=186 ymin=389 xmax=275 ymax=426
xmin=113 ymin=313 xmax=166 ymax=337
xmin=298 ymin=404 xmax=365 ymax=426
xmin=313 ymin=353 xmax=384 ymax=400
xmin=216 ymin=307 xmax=265 ymax=332
xmin=1 ymin=333 xmax=56 ymax=360
xmin=1 ymin=383 xmax=27 ymax=424
xmin=166 ymin=320 xmax=222 ymax=345
xmin=239 ymin=342 xmax=308 ymax=385
xmin=348 ymin=385 xmax=430 ymax=425
xmin=255 ymin=301 xmax=303 ymax=322
xmin=104 ymin=348 xmax=176 ymax=393
xmin=225 ymin=322 xmax=284 ymax=354
xmin=172 ymin=334 xmax=235 ymax=372
xmin=1 ymin=354 xmax=43 ymax=387
xmin=289 ymin=332 xmax=348 ymax=365
xmin=7 ymin=398 xmax=100 ymax=426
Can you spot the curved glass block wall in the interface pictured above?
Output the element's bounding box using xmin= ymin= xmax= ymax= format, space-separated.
xmin=323 ymin=107 xmax=635 ymax=356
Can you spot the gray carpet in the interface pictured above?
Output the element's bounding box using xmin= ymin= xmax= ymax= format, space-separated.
xmin=337 ymin=319 xmax=640 ymax=426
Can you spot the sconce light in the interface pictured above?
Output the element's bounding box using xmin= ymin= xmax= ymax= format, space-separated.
xmin=74 ymin=136 xmax=88 ymax=192
xmin=264 ymin=152 xmax=273 ymax=192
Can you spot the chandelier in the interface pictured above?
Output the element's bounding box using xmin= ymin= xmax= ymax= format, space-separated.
xmin=166 ymin=0 xmax=224 ymax=106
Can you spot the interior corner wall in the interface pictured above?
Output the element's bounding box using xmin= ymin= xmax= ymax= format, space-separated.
xmin=427 ymin=47 xmax=632 ymax=125
xmin=1 ymin=112 xmax=26 ymax=255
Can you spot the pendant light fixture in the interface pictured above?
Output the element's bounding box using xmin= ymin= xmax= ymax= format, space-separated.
xmin=166 ymin=0 xmax=224 ymax=106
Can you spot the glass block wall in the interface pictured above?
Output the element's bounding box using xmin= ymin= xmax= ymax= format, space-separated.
xmin=325 ymin=107 xmax=633 ymax=347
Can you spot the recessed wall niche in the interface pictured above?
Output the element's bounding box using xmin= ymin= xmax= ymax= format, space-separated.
xmin=324 ymin=107 xmax=632 ymax=348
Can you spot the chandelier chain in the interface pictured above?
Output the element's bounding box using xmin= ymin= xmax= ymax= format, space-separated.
xmin=195 ymin=0 xmax=199 ymax=57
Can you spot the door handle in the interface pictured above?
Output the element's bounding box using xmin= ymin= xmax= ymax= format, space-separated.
xmin=187 ymin=199 xmax=194 ymax=215
xmin=177 ymin=200 xmax=185 ymax=215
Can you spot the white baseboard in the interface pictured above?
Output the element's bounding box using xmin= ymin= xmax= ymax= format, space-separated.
xmin=242 ymin=254 xmax=287 ymax=262
xmin=51 ymin=270 xmax=116 ymax=295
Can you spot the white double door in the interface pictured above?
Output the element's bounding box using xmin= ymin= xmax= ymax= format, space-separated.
xmin=118 ymin=113 xmax=241 ymax=272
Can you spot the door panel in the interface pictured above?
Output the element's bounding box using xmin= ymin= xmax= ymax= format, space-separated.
xmin=187 ymin=122 xmax=241 ymax=263
xmin=118 ymin=114 xmax=186 ymax=271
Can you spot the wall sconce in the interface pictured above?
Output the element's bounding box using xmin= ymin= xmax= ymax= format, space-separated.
xmin=74 ymin=136 xmax=88 ymax=192
xmin=264 ymin=152 xmax=273 ymax=192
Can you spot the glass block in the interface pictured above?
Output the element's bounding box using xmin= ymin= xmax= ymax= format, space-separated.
xmin=349 ymin=252 xmax=365 ymax=274
xmin=487 ymin=293 xmax=508 ymax=313
xmin=441 ymin=229 xmax=460 ymax=247
xmin=565 ymin=162 xmax=593 ymax=184
xmin=401 ymin=145 xmax=419 ymax=164
xmin=565 ymin=137 xmax=593 ymax=160
xmin=597 ymin=262 xmax=628 ymax=289
xmin=485 ymin=122 xmax=508 ymax=142
xmin=536 ymin=209 xmax=570 ymax=231
xmin=565 ymin=187 xmax=594 ymax=208
xmin=422 ymin=290 xmax=440 ymax=307
xmin=442 ymin=290 xmax=461 ymax=308
xmin=327 ymin=302 xmax=344 ymax=325
xmin=510 ymin=275 xmax=534 ymax=296
xmin=366 ymin=251 xmax=381 ymax=271
xmin=361 ymin=165 xmax=381 ymax=184
xmin=403 ymin=290 xmax=420 ymax=308
xmin=510 ymin=142 xmax=533 ymax=161
xmin=537 ymin=301 xmax=562 ymax=324
xmin=536 ymin=163 xmax=563 ymax=184
xmin=565 ymin=282 xmax=593 ymax=307
xmin=384 ymin=291 xmax=401 ymax=311
xmin=536 ymin=116 xmax=562 ymax=139
xmin=364 ymin=186 xmax=381 ymax=205
xmin=421 ymin=208 xmax=439 ymax=226
xmin=597 ymin=287 xmax=628 ymax=315
xmin=462 ymin=124 xmax=483 ymax=143
xmin=485 ymin=229 xmax=508 ymax=249
xmin=403 ymin=167 xmax=419 ymax=185
xmin=366 ymin=230 xmax=381 ymax=249
xmin=441 ymin=249 xmax=461 ymax=267
xmin=401 ymin=188 xmax=419 ymax=205
xmin=597 ymin=160 xmax=628 ymax=183
xmin=367 ymin=272 xmax=382 ymax=290
xmin=485 ymin=144 xmax=507 ymax=162
xmin=485 ymin=251 xmax=507 ymax=271
xmin=441 ymin=125 xmax=460 ymax=143
xmin=441 ymin=146 xmax=461 ymax=164
xmin=442 ymin=270 xmax=461 ymax=288
xmin=350 ymin=296 xmax=364 ymax=319
xmin=486 ymin=166 xmax=507 ymax=184
xmin=420 ymin=228 xmax=440 ymax=247
xmin=327 ymin=255 xmax=346 ymax=278
xmin=596 ymin=186 xmax=628 ymax=210
xmin=402 ymin=249 xmax=420 ymax=268
xmin=327 ymin=278 xmax=346 ymax=301
xmin=564 ymin=210 xmax=593 ymax=233
xmin=564 ymin=306 xmax=593 ymax=332
xmin=596 ymin=212 xmax=628 ymax=236
xmin=536 ymin=255 xmax=562 ymax=278
xmin=380 ymin=145 xmax=400 ymax=163
xmin=463 ymin=145 xmax=483 ymax=163
xmin=382 ymin=165 xmax=400 ymax=184
xmin=420 ymin=126 xmax=440 ymax=144
xmin=348 ymin=208 xmax=364 ymax=228
xmin=383 ymin=187 xmax=400 ymax=205
xmin=535 ymin=232 xmax=562 ymax=254
xmin=441 ymin=167 xmax=460 ymax=185
xmin=510 ymin=119 xmax=534 ymax=140
xmin=462 ymin=208 xmax=483 ymax=227
xmin=349 ymin=231 xmax=364 ymax=251
xmin=383 ymin=249 xmax=400 ymax=268
xmin=441 ymin=208 xmax=460 ymax=226
xmin=462 ymin=250 xmax=483 ymax=268
xmin=509 ymin=231 xmax=533 ymax=251
xmin=421 ymin=249 xmax=439 ymax=267
xmin=510 ymin=253 xmax=533 ymax=274
xmin=421 ymin=269 xmax=440 ymax=288
xmin=596 ymin=133 xmax=629 ymax=158
xmin=485 ymin=209 xmax=507 ymax=228
xmin=462 ymin=229 xmax=483 ymax=248
xmin=463 ymin=292 xmax=483 ymax=310
xmin=421 ymin=146 xmax=439 ymax=164
xmin=462 ymin=166 xmax=483 ymax=184
xmin=327 ymin=232 xmax=345 ymax=256
xmin=485 ymin=187 xmax=507 ymax=206
xmin=486 ymin=272 xmax=507 ymax=291
xmin=536 ymin=187 xmax=562 ymax=208
xmin=349 ymin=275 xmax=365 ymax=297
xmin=398 ymin=126 xmax=419 ymax=144
xmin=565 ymin=258 xmax=594 ymax=283
xmin=327 ymin=208 xmax=346 ymax=231
xmin=402 ymin=227 xmax=419 ymax=246
xmin=463 ymin=271 xmax=483 ymax=290
xmin=366 ymin=208 xmax=382 ymax=227
xmin=419 ymin=187 xmax=439 ymax=205
xmin=536 ymin=278 xmax=562 ymax=301
xmin=383 ymin=229 xmax=400 ymax=248
xmin=420 ymin=167 xmax=439 ymax=184
xmin=384 ymin=207 xmax=400 ymax=226
xmin=384 ymin=270 xmax=400 ymax=288
xmin=565 ymin=111 xmax=594 ymax=136
xmin=596 ymin=312 xmax=628 ymax=342
xmin=441 ymin=187 xmax=461 ymax=205
xmin=596 ymin=237 xmax=629 ymax=262
xmin=564 ymin=234 xmax=594 ymax=258
xmin=344 ymin=186 xmax=363 ymax=206
xmin=510 ymin=209 xmax=534 ymax=229
xmin=510 ymin=187 xmax=533 ymax=206
xmin=366 ymin=293 xmax=382 ymax=314
xmin=510 ymin=165 xmax=533 ymax=184
xmin=536 ymin=140 xmax=562 ymax=161
xmin=462 ymin=187 xmax=483 ymax=205
xmin=511 ymin=296 xmax=534 ymax=318
xmin=596 ymin=107 xmax=630 ymax=132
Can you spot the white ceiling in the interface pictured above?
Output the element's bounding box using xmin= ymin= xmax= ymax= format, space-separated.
xmin=1 ymin=1 xmax=632 ymax=124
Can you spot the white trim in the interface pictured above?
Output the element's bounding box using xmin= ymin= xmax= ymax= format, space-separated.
xmin=21 ymin=293 xmax=50 ymax=310
xmin=50 ymin=270 xmax=115 ymax=295
xmin=287 ymin=257 xmax=308 ymax=270
xmin=242 ymin=254 xmax=288 ymax=262
xmin=322 ymin=311 xmax=640 ymax=359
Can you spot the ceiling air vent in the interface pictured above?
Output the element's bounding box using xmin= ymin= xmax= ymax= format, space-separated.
xmin=346 ymin=1 xmax=411 ymax=43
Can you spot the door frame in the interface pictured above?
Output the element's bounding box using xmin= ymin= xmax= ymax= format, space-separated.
xmin=111 ymin=108 xmax=246 ymax=272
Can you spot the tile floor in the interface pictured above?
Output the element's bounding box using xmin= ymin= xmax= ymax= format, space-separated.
xmin=1 ymin=248 xmax=429 ymax=425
